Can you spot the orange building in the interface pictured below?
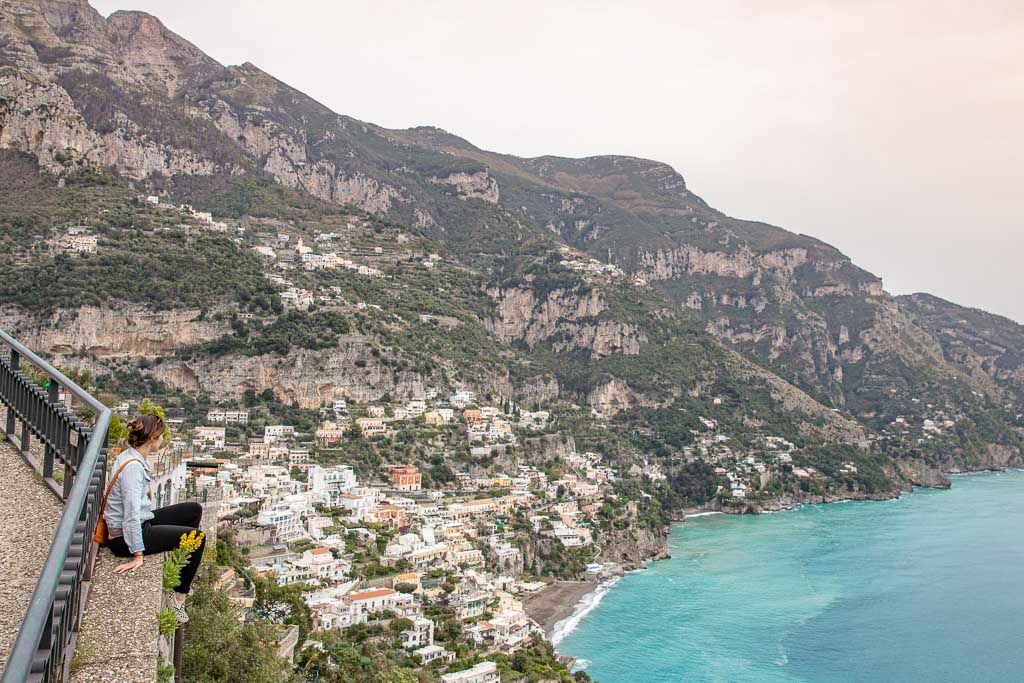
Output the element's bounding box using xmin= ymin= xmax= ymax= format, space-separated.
xmin=374 ymin=504 xmax=408 ymax=529
xmin=463 ymin=409 xmax=483 ymax=425
xmin=389 ymin=465 xmax=422 ymax=491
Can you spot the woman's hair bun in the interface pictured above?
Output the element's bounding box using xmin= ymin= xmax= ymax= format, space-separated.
xmin=126 ymin=414 xmax=165 ymax=448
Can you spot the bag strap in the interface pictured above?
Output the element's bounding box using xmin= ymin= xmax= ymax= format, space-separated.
xmin=97 ymin=458 xmax=143 ymax=519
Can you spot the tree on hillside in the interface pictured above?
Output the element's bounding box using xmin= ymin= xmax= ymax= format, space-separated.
xmin=183 ymin=573 xmax=299 ymax=683
xmin=252 ymin=576 xmax=314 ymax=642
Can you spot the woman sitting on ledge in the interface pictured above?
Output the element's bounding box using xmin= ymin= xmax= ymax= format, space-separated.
xmin=103 ymin=414 xmax=205 ymax=624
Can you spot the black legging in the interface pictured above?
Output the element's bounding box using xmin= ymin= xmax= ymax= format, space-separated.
xmin=108 ymin=501 xmax=206 ymax=594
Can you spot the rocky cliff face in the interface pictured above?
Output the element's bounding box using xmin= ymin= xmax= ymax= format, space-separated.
xmin=0 ymin=305 xmax=227 ymax=357
xmin=597 ymin=517 xmax=670 ymax=570
xmin=587 ymin=379 xmax=645 ymax=418
xmin=899 ymin=293 xmax=1024 ymax=401
xmin=0 ymin=1 xmax=229 ymax=177
xmin=638 ymin=245 xmax=811 ymax=282
xmin=0 ymin=72 xmax=215 ymax=177
xmin=0 ymin=301 xmax=512 ymax=410
xmin=151 ymin=341 xmax=437 ymax=409
xmin=488 ymin=285 xmax=645 ymax=359
xmin=429 ymin=170 xmax=499 ymax=204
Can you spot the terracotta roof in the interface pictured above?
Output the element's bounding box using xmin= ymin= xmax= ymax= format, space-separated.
xmin=311 ymin=547 xmax=330 ymax=555
xmin=349 ymin=588 xmax=396 ymax=601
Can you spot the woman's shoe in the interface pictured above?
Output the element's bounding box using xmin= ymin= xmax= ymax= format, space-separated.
xmin=167 ymin=593 xmax=189 ymax=624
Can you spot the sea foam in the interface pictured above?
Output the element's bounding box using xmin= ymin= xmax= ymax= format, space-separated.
xmin=550 ymin=575 xmax=624 ymax=646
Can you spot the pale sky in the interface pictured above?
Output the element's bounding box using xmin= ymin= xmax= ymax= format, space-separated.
xmin=92 ymin=0 xmax=1024 ymax=322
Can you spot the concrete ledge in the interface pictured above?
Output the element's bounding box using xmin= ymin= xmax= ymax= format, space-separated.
xmin=71 ymin=548 xmax=164 ymax=683
xmin=70 ymin=497 xmax=219 ymax=682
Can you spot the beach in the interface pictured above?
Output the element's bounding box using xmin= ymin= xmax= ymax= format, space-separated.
xmin=523 ymin=580 xmax=597 ymax=637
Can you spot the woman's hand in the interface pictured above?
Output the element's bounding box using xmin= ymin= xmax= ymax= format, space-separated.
xmin=113 ymin=554 xmax=144 ymax=574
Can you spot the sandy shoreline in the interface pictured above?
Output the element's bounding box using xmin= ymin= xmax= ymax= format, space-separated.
xmin=523 ymin=580 xmax=597 ymax=637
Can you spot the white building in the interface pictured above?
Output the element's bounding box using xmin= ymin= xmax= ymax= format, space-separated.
xmin=274 ymin=547 xmax=349 ymax=586
xmin=402 ymin=616 xmax=435 ymax=649
xmin=551 ymin=522 xmax=592 ymax=548
xmin=257 ymin=503 xmax=304 ymax=542
xmin=264 ymin=425 xmax=296 ymax=443
xmin=307 ymin=515 xmax=333 ymax=539
xmin=280 ymin=287 xmax=313 ymax=310
xmin=337 ymin=489 xmax=378 ymax=522
xmin=414 ymin=644 xmax=454 ymax=664
xmin=206 ymin=409 xmax=249 ymax=424
xmin=343 ymin=588 xmax=402 ymax=616
xmin=247 ymin=465 xmax=294 ymax=496
xmin=308 ymin=465 xmax=357 ymax=506
xmin=449 ymin=390 xmax=476 ymax=409
xmin=441 ymin=661 xmax=499 ymax=683
xmin=192 ymin=426 xmax=226 ymax=450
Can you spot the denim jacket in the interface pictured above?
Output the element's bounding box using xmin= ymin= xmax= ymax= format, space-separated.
xmin=103 ymin=447 xmax=154 ymax=553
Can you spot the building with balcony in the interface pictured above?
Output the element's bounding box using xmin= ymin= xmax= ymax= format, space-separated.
xmin=308 ymin=464 xmax=357 ymax=505
xmin=192 ymin=426 xmax=226 ymax=450
xmin=257 ymin=504 xmax=304 ymax=542
xmin=389 ymin=465 xmax=422 ymax=491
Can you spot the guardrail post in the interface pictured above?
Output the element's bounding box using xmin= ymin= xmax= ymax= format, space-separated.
xmin=6 ymin=348 xmax=17 ymax=437
xmin=43 ymin=381 xmax=59 ymax=481
xmin=19 ymin=416 xmax=30 ymax=456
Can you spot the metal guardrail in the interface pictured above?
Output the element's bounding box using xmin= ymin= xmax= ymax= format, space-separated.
xmin=0 ymin=329 xmax=111 ymax=683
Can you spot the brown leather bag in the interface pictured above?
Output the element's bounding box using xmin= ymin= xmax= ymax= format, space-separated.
xmin=93 ymin=458 xmax=143 ymax=545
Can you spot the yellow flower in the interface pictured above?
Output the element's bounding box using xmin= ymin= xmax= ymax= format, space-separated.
xmin=179 ymin=530 xmax=205 ymax=553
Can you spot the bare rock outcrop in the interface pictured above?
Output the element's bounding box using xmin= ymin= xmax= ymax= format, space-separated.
xmin=429 ymin=170 xmax=499 ymax=204
xmin=0 ymin=305 xmax=227 ymax=357
xmin=0 ymin=72 xmax=215 ymax=178
xmin=637 ymin=245 xmax=809 ymax=282
xmin=489 ymin=286 xmax=604 ymax=344
xmin=488 ymin=286 xmax=643 ymax=359
xmin=588 ymin=379 xmax=641 ymax=417
xmin=152 ymin=341 xmax=432 ymax=409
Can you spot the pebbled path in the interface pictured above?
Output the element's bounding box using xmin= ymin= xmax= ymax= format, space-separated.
xmin=0 ymin=439 xmax=63 ymax=670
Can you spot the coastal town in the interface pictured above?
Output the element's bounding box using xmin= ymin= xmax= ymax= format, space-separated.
xmin=136 ymin=386 xmax=632 ymax=680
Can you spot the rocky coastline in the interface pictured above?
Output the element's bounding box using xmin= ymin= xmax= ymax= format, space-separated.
xmin=537 ymin=459 xmax=1023 ymax=646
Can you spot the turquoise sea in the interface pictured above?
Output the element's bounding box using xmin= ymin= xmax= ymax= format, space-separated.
xmin=557 ymin=470 xmax=1024 ymax=683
